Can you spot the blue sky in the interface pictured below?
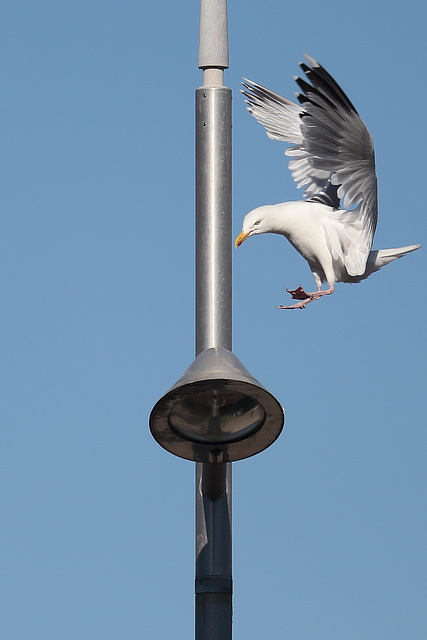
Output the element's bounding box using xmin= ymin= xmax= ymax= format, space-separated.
xmin=1 ymin=1 xmax=426 ymax=638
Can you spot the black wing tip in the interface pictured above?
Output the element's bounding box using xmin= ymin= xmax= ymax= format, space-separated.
xmin=303 ymin=53 xmax=320 ymax=68
xmin=242 ymin=78 xmax=260 ymax=93
xmin=297 ymin=54 xmax=359 ymax=115
xmin=242 ymin=54 xmax=358 ymax=115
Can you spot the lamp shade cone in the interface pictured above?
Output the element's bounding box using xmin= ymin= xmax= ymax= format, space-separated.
xmin=149 ymin=348 xmax=284 ymax=463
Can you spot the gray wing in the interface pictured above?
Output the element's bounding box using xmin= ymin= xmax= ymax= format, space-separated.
xmin=242 ymin=55 xmax=378 ymax=271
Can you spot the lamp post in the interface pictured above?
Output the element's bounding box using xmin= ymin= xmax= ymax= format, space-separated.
xmin=149 ymin=2 xmax=284 ymax=638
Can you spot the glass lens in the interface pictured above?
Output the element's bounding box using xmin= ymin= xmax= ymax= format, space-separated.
xmin=169 ymin=385 xmax=265 ymax=444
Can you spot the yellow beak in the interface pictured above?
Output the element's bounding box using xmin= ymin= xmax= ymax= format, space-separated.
xmin=235 ymin=230 xmax=249 ymax=248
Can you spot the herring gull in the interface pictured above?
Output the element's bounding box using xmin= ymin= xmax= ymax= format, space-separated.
xmin=235 ymin=55 xmax=420 ymax=309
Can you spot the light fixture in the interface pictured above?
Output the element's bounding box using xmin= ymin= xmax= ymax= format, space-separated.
xmin=150 ymin=348 xmax=284 ymax=463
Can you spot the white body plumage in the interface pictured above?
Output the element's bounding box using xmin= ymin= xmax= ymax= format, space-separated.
xmin=241 ymin=201 xmax=420 ymax=290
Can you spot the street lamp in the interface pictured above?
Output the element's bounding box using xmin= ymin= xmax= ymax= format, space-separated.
xmin=150 ymin=347 xmax=284 ymax=464
xmin=149 ymin=1 xmax=284 ymax=638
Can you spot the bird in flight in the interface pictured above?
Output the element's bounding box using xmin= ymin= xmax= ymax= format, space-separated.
xmin=235 ymin=55 xmax=420 ymax=309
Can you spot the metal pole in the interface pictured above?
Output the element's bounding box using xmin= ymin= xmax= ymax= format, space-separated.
xmin=195 ymin=1 xmax=232 ymax=638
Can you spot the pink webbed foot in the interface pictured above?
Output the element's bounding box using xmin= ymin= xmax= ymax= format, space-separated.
xmin=286 ymin=285 xmax=310 ymax=300
xmin=276 ymin=284 xmax=335 ymax=310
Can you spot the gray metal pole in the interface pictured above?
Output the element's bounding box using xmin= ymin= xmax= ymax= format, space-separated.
xmin=195 ymin=1 xmax=232 ymax=638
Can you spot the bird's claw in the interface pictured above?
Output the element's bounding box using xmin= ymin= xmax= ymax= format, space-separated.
xmin=277 ymin=283 xmax=335 ymax=309
xmin=277 ymin=285 xmax=312 ymax=309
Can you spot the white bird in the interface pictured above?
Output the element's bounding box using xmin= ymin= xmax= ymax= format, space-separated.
xmin=235 ymin=55 xmax=420 ymax=309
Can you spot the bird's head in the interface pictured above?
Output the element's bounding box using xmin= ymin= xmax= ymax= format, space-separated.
xmin=235 ymin=207 xmax=271 ymax=248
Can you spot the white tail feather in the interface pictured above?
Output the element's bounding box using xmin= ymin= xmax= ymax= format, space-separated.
xmin=348 ymin=245 xmax=421 ymax=283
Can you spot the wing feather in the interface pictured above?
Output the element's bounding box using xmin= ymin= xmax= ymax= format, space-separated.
xmin=242 ymin=56 xmax=378 ymax=267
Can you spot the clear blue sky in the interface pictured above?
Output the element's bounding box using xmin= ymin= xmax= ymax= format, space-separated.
xmin=1 ymin=1 xmax=426 ymax=638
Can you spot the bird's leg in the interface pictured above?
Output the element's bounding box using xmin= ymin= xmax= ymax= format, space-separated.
xmin=276 ymin=284 xmax=335 ymax=310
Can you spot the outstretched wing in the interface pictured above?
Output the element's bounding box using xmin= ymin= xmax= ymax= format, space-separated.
xmin=242 ymin=55 xmax=378 ymax=268
xmin=241 ymin=80 xmax=304 ymax=144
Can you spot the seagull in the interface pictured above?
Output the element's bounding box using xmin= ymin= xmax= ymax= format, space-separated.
xmin=235 ymin=55 xmax=420 ymax=309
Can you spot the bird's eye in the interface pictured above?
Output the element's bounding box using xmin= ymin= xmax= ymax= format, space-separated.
xmin=254 ymin=220 xmax=261 ymax=226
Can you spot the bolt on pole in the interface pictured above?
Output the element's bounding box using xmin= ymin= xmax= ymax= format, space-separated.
xmin=195 ymin=1 xmax=232 ymax=639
